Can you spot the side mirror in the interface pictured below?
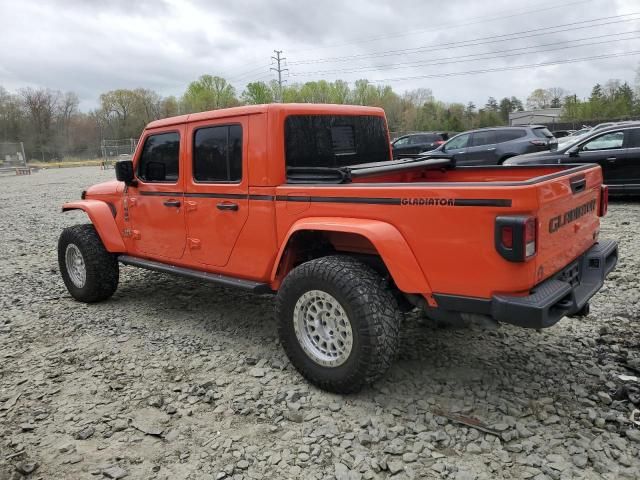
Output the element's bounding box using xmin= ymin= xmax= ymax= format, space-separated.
xmin=568 ymin=149 xmax=580 ymax=158
xmin=115 ymin=160 xmax=135 ymax=185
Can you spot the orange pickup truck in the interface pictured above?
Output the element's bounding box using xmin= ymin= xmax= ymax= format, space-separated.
xmin=59 ymin=104 xmax=617 ymax=393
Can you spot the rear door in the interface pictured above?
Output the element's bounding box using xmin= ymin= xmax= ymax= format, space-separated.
xmin=128 ymin=128 xmax=186 ymax=260
xmin=184 ymin=117 xmax=249 ymax=267
xmin=576 ymin=129 xmax=628 ymax=190
xmin=622 ymin=127 xmax=640 ymax=192
xmin=465 ymin=130 xmax=498 ymax=165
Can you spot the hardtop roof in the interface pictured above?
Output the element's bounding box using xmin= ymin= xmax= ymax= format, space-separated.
xmin=145 ymin=103 xmax=386 ymax=130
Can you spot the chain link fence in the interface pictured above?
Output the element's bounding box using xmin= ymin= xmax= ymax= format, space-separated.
xmin=0 ymin=142 xmax=28 ymax=173
xmin=101 ymin=138 xmax=138 ymax=158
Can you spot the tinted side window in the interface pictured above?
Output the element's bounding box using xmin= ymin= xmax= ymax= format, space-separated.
xmin=626 ymin=128 xmax=640 ymax=148
xmin=285 ymin=115 xmax=389 ymax=168
xmin=138 ymin=132 xmax=180 ymax=182
xmin=495 ymin=129 xmax=527 ymax=143
xmin=445 ymin=133 xmax=470 ymax=150
xmin=582 ymin=131 xmax=624 ymax=151
xmin=470 ymin=131 xmax=497 ymax=147
xmin=193 ymin=125 xmax=242 ymax=182
xmin=394 ymin=136 xmax=409 ymax=146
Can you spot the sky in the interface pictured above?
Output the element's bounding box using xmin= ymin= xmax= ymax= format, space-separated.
xmin=0 ymin=0 xmax=639 ymax=110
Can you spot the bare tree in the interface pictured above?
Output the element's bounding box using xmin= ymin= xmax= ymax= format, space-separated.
xmin=403 ymin=88 xmax=434 ymax=107
xmin=57 ymin=91 xmax=79 ymax=154
xmin=546 ymin=87 xmax=568 ymax=108
xmin=20 ymin=87 xmax=60 ymax=160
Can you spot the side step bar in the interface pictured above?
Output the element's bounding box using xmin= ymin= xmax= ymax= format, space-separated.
xmin=118 ymin=255 xmax=273 ymax=294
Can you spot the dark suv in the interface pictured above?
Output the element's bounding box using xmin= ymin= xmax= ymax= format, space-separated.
xmin=391 ymin=132 xmax=448 ymax=158
xmin=424 ymin=126 xmax=556 ymax=165
xmin=505 ymin=122 xmax=640 ymax=195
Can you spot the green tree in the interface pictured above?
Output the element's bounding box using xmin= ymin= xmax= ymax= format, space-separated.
xmin=241 ymin=82 xmax=274 ymax=104
xmin=485 ymin=97 xmax=499 ymax=112
xmin=182 ymin=75 xmax=238 ymax=112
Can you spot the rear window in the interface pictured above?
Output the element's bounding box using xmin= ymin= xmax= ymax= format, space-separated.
xmin=628 ymin=128 xmax=640 ymax=148
xmin=285 ymin=115 xmax=389 ymax=168
xmin=533 ymin=127 xmax=554 ymax=139
xmin=470 ymin=130 xmax=497 ymax=147
xmin=411 ymin=134 xmax=441 ymax=143
xmin=495 ymin=129 xmax=527 ymax=143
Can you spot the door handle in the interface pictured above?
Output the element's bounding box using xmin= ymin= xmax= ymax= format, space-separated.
xmin=163 ymin=200 xmax=181 ymax=208
xmin=606 ymin=157 xmax=617 ymax=163
xmin=486 ymin=148 xmax=496 ymax=151
xmin=216 ymin=202 xmax=239 ymax=211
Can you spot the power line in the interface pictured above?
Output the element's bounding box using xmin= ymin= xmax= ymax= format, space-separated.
xmin=365 ymin=50 xmax=640 ymax=83
xmin=228 ymin=64 xmax=273 ymax=82
xmin=288 ymin=13 xmax=640 ymax=65
xmin=288 ymin=30 xmax=640 ymax=77
xmin=288 ymin=0 xmax=594 ymax=54
xmin=270 ymin=50 xmax=288 ymax=102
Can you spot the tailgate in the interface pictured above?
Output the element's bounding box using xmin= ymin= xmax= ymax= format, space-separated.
xmin=535 ymin=167 xmax=602 ymax=283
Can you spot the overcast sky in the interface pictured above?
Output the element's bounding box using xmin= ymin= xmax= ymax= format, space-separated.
xmin=1 ymin=0 xmax=639 ymax=110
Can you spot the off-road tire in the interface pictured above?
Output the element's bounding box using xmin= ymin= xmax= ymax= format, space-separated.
xmin=58 ymin=224 xmax=119 ymax=303
xmin=276 ymin=255 xmax=402 ymax=393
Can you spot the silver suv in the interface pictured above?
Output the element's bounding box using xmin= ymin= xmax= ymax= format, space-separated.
xmin=423 ymin=126 xmax=557 ymax=165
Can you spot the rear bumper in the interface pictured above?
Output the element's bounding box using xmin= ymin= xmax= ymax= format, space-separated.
xmin=434 ymin=240 xmax=618 ymax=329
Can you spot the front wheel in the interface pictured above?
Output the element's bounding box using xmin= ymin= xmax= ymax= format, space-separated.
xmin=58 ymin=224 xmax=119 ymax=303
xmin=276 ymin=256 xmax=402 ymax=393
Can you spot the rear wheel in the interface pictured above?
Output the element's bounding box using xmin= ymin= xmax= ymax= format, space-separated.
xmin=276 ymin=256 xmax=402 ymax=393
xmin=58 ymin=224 xmax=119 ymax=303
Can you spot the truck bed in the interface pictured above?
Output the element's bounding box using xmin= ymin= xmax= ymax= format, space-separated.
xmin=274 ymin=163 xmax=605 ymax=300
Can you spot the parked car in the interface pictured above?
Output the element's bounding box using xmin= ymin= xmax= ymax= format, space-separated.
xmin=569 ymin=127 xmax=593 ymax=137
xmin=552 ymin=129 xmax=576 ymax=138
xmin=504 ymin=122 xmax=640 ymax=195
xmin=57 ymin=103 xmax=615 ymax=393
xmin=391 ymin=132 xmax=448 ymax=158
xmin=423 ymin=126 xmax=557 ymax=165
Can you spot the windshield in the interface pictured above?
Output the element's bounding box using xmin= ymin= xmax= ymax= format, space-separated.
xmin=285 ymin=115 xmax=390 ymax=168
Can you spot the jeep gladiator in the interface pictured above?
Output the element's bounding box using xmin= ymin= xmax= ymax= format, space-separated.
xmin=58 ymin=104 xmax=618 ymax=393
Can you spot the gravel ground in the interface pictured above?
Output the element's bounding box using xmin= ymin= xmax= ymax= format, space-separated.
xmin=1 ymin=167 xmax=639 ymax=480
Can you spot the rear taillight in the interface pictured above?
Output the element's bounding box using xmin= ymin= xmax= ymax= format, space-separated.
xmin=599 ymin=185 xmax=609 ymax=217
xmin=495 ymin=216 xmax=538 ymax=262
xmin=501 ymin=226 xmax=513 ymax=248
xmin=524 ymin=217 xmax=537 ymax=257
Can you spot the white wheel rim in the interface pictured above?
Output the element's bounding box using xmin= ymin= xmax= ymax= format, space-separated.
xmin=65 ymin=243 xmax=86 ymax=288
xmin=293 ymin=290 xmax=353 ymax=367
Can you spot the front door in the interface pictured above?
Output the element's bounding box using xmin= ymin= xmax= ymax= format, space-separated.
xmin=184 ymin=118 xmax=249 ymax=267
xmin=127 ymin=127 xmax=187 ymax=260
xmin=442 ymin=132 xmax=471 ymax=164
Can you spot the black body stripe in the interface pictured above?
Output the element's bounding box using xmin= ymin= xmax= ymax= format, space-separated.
xmin=139 ymin=191 xmax=274 ymax=201
xmin=248 ymin=194 xmax=275 ymax=201
xmin=138 ymin=190 xmax=510 ymax=207
xmin=276 ymin=195 xmax=401 ymax=205
xmin=453 ymin=199 xmax=512 ymax=207
xmin=184 ymin=192 xmax=247 ymax=199
xmin=139 ymin=191 xmax=183 ymax=196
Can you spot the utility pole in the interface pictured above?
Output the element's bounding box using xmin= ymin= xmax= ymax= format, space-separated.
xmin=270 ymin=50 xmax=288 ymax=102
